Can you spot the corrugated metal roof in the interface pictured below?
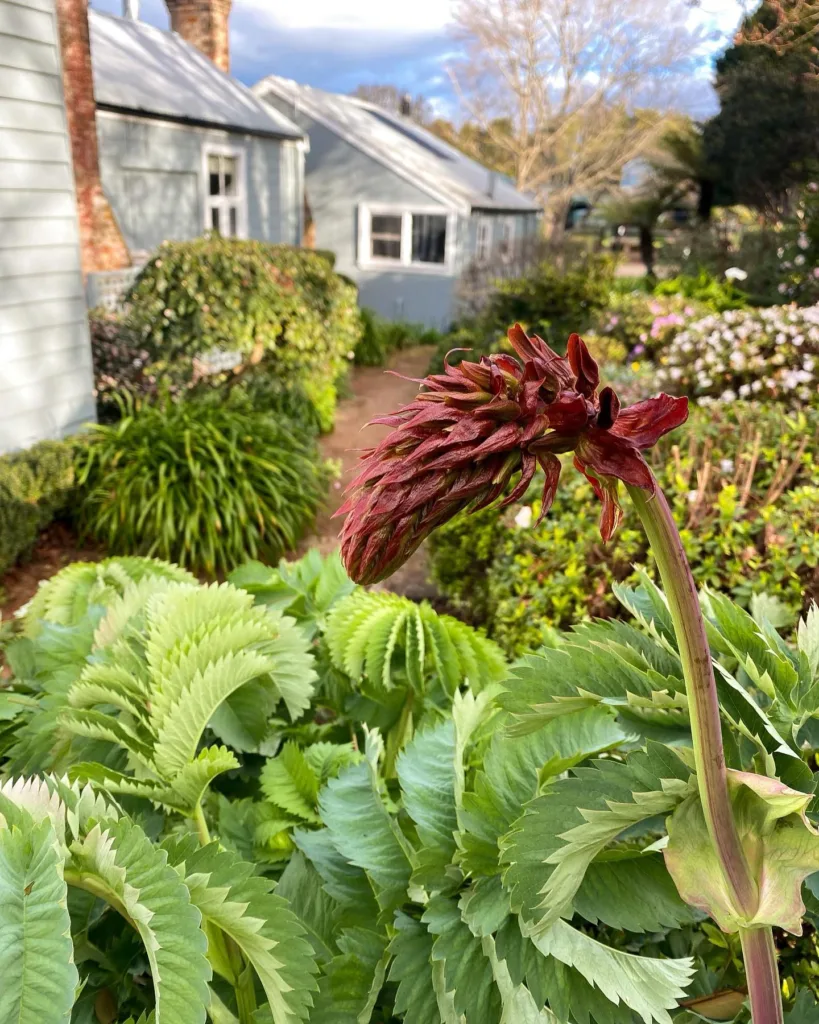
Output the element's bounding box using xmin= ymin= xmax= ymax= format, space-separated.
xmin=89 ymin=11 xmax=303 ymax=141
xmin=254 ymin=76 xmax=540 ymax=214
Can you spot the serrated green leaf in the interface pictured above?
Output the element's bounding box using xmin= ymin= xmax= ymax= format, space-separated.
xmin=396 ymin=721 xmax=457 ymax=855
xmin=318 ymin=731 xmax=413 ymax=913
xmin=0 ymin=813 xmax=77 ymax=1024
xmin=388 ymin=913 xmax=440 ymax=1024
xmin=261 ymin=742 xmax=321 ymax=822
xmin=424 ymin=896 xmax=502 ymax=1022
xmin=529 ymin=919 xmax=694 ymax=1024
xmin=309 ymin=928 xmax=389 ymax=1024
xmin=69 ymin=818 xmax=211 ymax=1024
xmin=501 ymin=747 xmax=693 ymax=931
xmin=163 ymin=839 xmax=318 ymax=1023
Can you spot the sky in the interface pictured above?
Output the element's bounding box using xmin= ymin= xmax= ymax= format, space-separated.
xmin=89 ymin=0 xmax=748 ymax=119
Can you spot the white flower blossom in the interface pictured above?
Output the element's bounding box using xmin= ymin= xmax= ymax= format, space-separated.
xmin=724 ymin=267 xmax=747 ymax=281
xmin=514 ymin=505 xmax=533 ymax=528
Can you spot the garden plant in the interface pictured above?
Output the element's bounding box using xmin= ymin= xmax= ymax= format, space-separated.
xmin=337 ymin=323 xmax=819 ymax=1022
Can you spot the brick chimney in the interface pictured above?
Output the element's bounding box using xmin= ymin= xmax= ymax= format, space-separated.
xmin=54 ymin=0 xmax=129 ymax=276
xmin=165 ymin=0 xmax=232 ymax=74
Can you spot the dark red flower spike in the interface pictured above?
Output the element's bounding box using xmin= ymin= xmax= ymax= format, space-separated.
xmin=338 ymin=323 xmax=688 ymax=584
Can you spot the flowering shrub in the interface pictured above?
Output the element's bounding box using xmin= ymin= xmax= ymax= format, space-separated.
xmin=656 ymin=304 xmax=819 ymax=406
xmin=593 ymin=291 xmax=709 ymax=361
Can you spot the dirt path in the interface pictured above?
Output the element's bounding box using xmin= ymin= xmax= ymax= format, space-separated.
xmin=306 ymin=345 xmax=438 ymax=599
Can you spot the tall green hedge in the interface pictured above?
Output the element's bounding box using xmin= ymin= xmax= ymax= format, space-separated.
xmin=125 ymin=237 xmax=362 ymax=430
xmin=0 ymin=440 xmax=74 ymax=576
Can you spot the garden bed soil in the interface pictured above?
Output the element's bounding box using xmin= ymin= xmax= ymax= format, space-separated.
xmin=1 ymin=522 xmax=102 ymax=619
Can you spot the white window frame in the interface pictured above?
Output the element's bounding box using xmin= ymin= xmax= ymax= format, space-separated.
xmin=358 ymin=203 xmax=457 ymax=274
xmin=499 ymin=216 xmax=516 ymax=262
xmin=202 ymin=143 xmax=248 ymax=239
xmin=475 ymin=216 xmax=492 ymax=264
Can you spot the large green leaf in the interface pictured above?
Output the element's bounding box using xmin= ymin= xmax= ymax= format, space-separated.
xmin=69 ymin=818 xmax=211 ymax=1024
xmin=0 ymin=814 xmax=77 ymax=1024
xmin=396 ymin=720 xmax=458 ymax=855
xmin=501 ymin=746 xmax=693 ymax=932
xmin=318 ymin=729 xmax=413 ymax=913
xmin=164 ymin=838 xmax=318 ymax=1024
xmin=309 ymin=928 xmax=389 ymax=1024
xmin=529 ymin=920 xmax=694 ymax=1024
xmin=388 ymin=913 xmax=441 ymax=1024
xmin=424 ymin=896 xmax=502 ymax=1022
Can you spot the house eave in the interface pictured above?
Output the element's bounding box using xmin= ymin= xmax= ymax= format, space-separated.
xmin=95 ymin=102 xmax=304 ymax=142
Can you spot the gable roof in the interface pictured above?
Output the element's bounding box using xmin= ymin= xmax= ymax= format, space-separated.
xmin=89 ymin=11 xmax=303 ymax=141
xmin=253 ymin=76 xmax=540 ymax=215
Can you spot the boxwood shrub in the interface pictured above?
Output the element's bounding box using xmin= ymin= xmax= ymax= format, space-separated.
xmin=429 ymin=402 xmax=819 ymax=654
xmin=0 ymin=439 xmax=75 ymax=576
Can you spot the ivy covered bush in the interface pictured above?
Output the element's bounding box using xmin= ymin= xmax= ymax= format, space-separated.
xmin=354 ymin=307 xmax=442 ymax=367
xmin=430 ymin=402 xmax=819 ymax=653
xmin=0 ymin=439 xmax=75 ymax=577
xmin=74 ymin=397 xmax=328 ymax=574
xmin=125 ymin=237 xmax=362 ymax=431
xmin=656 ymin=303 xmax=819 ymax=406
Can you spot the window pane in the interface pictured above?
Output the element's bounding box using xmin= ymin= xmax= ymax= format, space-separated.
xmin=371 ymin=214 xmax=402 ymax=238
xmin=229 ymin=205 xmax=238 ymax=237
xmin=208 ymin=155 xmax=220 ymax=196
xmin=412 ymin=214 xmax=447 ymax=264
xmin=223 ymin=157 xmax=237 ymax=196
xmin=210 ymin=206 xmax=220 ymax=232
xmin=372 ymin=237 xmax=401 ymax=259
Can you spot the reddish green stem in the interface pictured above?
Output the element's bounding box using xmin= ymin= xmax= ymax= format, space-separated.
xmin=628 ymin=481 xmax=782 ymax=1024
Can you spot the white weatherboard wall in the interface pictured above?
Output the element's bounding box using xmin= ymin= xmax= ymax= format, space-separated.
xmin=0 ymin=0 xmax=95 ymax=453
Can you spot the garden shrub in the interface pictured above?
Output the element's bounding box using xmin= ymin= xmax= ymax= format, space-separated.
xmin=124 ymin=236 xmax=362 ymax=429
xmin=0 ymin=439 xmax=74 ymax=576
xmin=73 ymin=397 xmax=328 ymax=574
xmin=656 ymin=303 xmax=819 ymax=405
xmin=430 ymin=403 xmax=819 ymax=653
xmin=483 ymin=253 xmax=615 ymax=349
xmin=653 ymin=268 xmax=748 ymax=311
xmin=355 ymin=307 xmax=442 ymax=366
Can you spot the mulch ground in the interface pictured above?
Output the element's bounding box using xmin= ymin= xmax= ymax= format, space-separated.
xmin=0 ymin=346 xmax=439 ymax=619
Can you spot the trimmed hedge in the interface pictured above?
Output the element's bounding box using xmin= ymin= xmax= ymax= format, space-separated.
xmin=0 ymin=440 xmax=75 ymax=576
xmin=125 ymin=237 xmax=362 ymax=431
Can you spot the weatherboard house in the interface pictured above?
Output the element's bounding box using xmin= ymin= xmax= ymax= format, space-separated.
xmin=254 ymin=77 xmax=542 ymax=328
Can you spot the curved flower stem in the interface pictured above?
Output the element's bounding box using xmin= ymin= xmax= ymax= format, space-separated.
xmin=627 ymin=481 xmax=783 ymax=1024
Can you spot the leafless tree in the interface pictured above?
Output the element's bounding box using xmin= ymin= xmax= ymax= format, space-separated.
xmin=449 ymin=0 xmax=710 ymax=242
xmin=735 ymin=0 xmax=819 ymax=62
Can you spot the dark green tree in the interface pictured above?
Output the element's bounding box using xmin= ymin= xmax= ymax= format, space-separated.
xmin=704 ymin=0 xmax=819 ymax=216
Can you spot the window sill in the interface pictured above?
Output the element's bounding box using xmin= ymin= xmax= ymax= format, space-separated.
xmin=357 ymin=260 xmax=454 ymax=276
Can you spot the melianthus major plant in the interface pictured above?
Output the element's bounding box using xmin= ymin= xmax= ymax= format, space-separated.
xmin=337 ymin=323 xmax=819 ymax=1023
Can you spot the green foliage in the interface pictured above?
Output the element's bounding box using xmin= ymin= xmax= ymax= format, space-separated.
xmin=0 ymin=439 xmax=74 ymax=576
xmin=355 ymin=309 xmax=442 ymax=367
xmin=73 ymin=397 xmax=327 ymax=573
xmin=0 ymin=777 xmax=318 ymax=1024
xmin=484 ymin=255 xmax=615 ymax=350
xmin=652 ymin=269 xmax=748 ymax=311
xmin=430 ymin=402 xmax=819 ymax=654
xmin=125 ymin=237 xmax=362 ymax=429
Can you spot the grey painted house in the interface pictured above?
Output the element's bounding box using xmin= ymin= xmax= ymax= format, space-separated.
xmin=254 ymin=77 xmax=541 ymax=328
xmin=88 ymin=9 xmax=306 ymax=259
xmin=0 ymin=0 xmax=95 ymax=452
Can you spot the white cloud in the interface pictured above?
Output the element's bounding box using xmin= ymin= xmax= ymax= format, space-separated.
xmin=237 ymin=0 xmax=456 ymax=36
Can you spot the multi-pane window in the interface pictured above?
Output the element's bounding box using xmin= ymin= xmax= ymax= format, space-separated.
xmin=370 ymin=214 xmax=403 ymax=260
xmin=205 ymin=150 xmax=245 ymax=238
xmin=498 ymin=217 xmax=516 ymax=261
xmin=361 ymin=206 xmax=452 ymax=270
xmin=475 ymin=217 xmax=492 ymax=263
